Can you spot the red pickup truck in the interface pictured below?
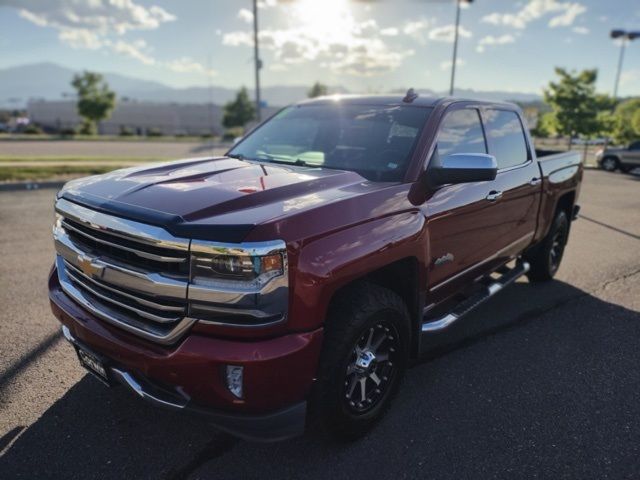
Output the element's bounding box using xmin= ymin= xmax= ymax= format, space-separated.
xmin=49 ymin=93 xmax=582 ymax=441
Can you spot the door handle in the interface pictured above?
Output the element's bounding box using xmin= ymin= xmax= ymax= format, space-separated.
xmin=529 ymin=177 xmax=542 ymax=186
xmin=486 ymin=190 xmax=503 ymax=202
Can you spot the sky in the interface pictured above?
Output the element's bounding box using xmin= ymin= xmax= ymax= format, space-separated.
xmin=1 ymin=0 xmax=639 ymax=97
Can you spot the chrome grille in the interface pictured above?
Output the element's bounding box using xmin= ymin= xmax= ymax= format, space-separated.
xmin=53 ymin=198 xmax=195 ymax=345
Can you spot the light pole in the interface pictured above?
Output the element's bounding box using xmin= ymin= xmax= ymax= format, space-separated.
xmin=253 ymin=0 xmax=262 ymax=121
xmin=449 ymin=0 xmax=472 ymax=96
xmin=610 ymin=29 xmax=640 ymax=100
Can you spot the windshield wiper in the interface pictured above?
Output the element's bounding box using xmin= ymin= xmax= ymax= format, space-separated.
xmin=265 ymin=157 xmax=322 ymax=168
xmin=226 ymin=152 xmax=247 ymax=160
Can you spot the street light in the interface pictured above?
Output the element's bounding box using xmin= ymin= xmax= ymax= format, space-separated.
xmin=610 ymin=29 xmax=640 ymax=99
xmin=449 ymin=0 xmax=473 ymax=96
xmin=253 ymin=0 xmax=262 ymax=121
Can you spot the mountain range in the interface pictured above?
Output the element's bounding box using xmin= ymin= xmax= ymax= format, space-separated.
xmin=0 ymin=62 xmax=541 ymax=109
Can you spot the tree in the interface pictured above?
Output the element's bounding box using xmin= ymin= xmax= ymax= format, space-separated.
xmin=610 ymin=98 xmax=640 ymax=144
xmin=308 ymin=82 xmax=329 ymax=98
xmin=531 ymin=111 xmax=557 ymax=138
xmin=543 ymin=68 xmax=602 ymax=149
xmin=222 ymin=87 xmax=256 ymax=129
xmin=71 ymin=71 xmax=116 ymax=135
xmin=632 ymin=110 xmax=640 ymax=139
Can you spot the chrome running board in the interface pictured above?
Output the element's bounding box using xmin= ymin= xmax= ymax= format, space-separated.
xmin=421 ymin=261 xmax=530 ymax=333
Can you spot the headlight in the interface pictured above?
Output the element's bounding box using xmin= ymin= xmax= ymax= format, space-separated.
xmin=190 ymin=241 xmax=286 ymax=286
xmin=188 ymin=240 xmax=289 ymax=327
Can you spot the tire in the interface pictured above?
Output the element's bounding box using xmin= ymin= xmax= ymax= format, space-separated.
xmin=600 ymin=156 xmax=619 ymax=172
xmin=310 ymin=282 xmax=411 ymax=440
xmin=525 ymin=210 xmax=570 ymax=282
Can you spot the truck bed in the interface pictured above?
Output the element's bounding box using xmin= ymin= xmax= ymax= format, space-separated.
xmin=535 ymin=149 xmax=582 ymax=178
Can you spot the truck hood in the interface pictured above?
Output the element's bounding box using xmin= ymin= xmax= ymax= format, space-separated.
xmin=59 ymin=157 xmax=377 ymax=242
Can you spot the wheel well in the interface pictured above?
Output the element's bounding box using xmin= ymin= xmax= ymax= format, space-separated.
xmin=327 ymin=257 xmax=421 ymax=356
xmin=555 ymin=191 xmax=576 ymax=220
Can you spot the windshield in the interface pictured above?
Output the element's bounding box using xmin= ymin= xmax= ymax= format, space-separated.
xmin=228 ymin=104 xmax=432 ymax=182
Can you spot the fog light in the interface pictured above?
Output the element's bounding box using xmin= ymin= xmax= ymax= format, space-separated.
xmin=225 ymin=365 xmax=244 ymax=398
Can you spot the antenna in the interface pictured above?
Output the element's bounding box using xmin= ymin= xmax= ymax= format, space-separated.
xmin=403 ymin=88 xmax=418 ymax=103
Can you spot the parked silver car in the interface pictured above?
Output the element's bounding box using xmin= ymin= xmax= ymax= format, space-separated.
xmin=596 ymin=141 xmax=640 ymax=172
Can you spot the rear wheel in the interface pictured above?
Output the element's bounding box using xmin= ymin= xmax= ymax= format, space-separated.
xmin=525 ymin=210 xmax=570 ymax=282
xmin=310 ymin=282 xmax=410 ymax=439
xmin=600 ymin=156 xmax=619 ymax=172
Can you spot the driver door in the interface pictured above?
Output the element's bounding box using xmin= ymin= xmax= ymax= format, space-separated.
xmin=421 ymin=107 xmax=504 ymax=300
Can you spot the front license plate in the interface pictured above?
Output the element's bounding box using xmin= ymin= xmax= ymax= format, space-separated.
xmin=75 ymin=346 xmax=111 ymax=386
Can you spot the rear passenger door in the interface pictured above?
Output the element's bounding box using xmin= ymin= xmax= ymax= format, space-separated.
xmin=481 ymin=108 xmax=541 ymax=262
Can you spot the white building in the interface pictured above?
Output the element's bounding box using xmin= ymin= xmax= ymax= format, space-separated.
xmin=27 ymin=100 xmax=276 ymax=136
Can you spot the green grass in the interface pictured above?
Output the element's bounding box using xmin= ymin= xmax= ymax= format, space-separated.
xmin=0 ymin=155 xmax=167 ymax=163
xmin=0 ymin=165 xmax=129 ymax=182
xmin=0 ymin=133 xmax=223 ymax=143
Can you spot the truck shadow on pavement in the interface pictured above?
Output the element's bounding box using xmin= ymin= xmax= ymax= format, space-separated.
xmin=2 ymin=280 xmax=640 ymax=480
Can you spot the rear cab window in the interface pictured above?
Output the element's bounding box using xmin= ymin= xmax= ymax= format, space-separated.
xmin=483 ymin=109 xmax=529 ymax=169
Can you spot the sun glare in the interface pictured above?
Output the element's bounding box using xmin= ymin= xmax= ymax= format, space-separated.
xmin=292 ymin=0 xmax=353 ymax=39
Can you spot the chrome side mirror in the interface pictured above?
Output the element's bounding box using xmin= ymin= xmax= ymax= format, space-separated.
xmin=430 ymin=153 xmax=498 ymax=185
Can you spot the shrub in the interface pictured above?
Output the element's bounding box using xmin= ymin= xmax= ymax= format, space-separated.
xmin=23 ymin=124 xmax=43 ymax=134
xmin=119 ymin=125 xmax=135 ymax=136
xmin=222 ymin=126 xmax=244 ymax=142
xmin=59 ymin=127 xmax=76 ymax=136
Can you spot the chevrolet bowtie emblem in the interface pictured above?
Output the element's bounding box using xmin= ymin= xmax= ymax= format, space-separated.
xmin=77 ymin=254 xmax=104 ymax=278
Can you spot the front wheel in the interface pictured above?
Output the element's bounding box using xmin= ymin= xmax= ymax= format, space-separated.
xmin=600 ymin=156 xmax=619 ymax=172
xmin=525 ymin=210 xmax=570 ymax=282
xmin=310 ymin=283 xmax=410 ymax=439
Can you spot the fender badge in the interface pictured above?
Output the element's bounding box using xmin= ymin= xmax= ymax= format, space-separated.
xmin=434 ymin=253 xmax=454 ymax=266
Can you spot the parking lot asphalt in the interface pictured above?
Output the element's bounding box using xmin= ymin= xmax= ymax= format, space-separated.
xmin=0 ymin=169 xmax=639 ymax=479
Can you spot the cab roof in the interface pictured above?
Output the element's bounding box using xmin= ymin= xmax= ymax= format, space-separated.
xmin=296 ymin=93 xmax=518 ymax=110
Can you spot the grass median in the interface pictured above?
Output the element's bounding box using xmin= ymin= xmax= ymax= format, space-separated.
xmin=0 ymin=156 xmax=170 ymax=182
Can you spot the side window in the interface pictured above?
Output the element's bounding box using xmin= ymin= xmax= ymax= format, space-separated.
xmin=436 ymin=109 xmax=486 ymax=157
xmin=629 ymin=141 xmax=640 ymax=151
xmin=484 ymin=109 xmax=529 ymax=169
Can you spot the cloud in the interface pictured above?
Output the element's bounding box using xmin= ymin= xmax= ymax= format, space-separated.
xmin=482 ymin=0 xmax=586 ymax=29
xmin=58 ymin=29 xmax=104 ymax=50
xmin=222 ymin=31 xmax=254 ymax=47
xmin=380 ymin=27 xmax=399 ymax=36
xmin=222 ymin=3 xmax=414 ymax=76
xmin=401 ymin=19 xmax=432 ymax=44
xmin=548 ymin=3 xmax=586 ymax=27
xmin=10 ymin=0 xmax=175 ymax=35
xmin=7 ymin=1 xmax=215 ymax=77
xmin=620 ymin=69 xmax=640 ymax=87
xmin=428 ymin=25 xmax=472 ymax=43
xmin=572 ymin=26 xmax=589 ymax=34
xmin=476 ymin=34 xmax=516 ymax=53
xmin=237 ymin=8 xmax=254 ymax=24
xmin=440 ymin=58 xmax=465 ymax=71
xmin=111 ymin=39 xmax=155 ymax=65
xmin=165 ymin=57 xmax=216 ymax=76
